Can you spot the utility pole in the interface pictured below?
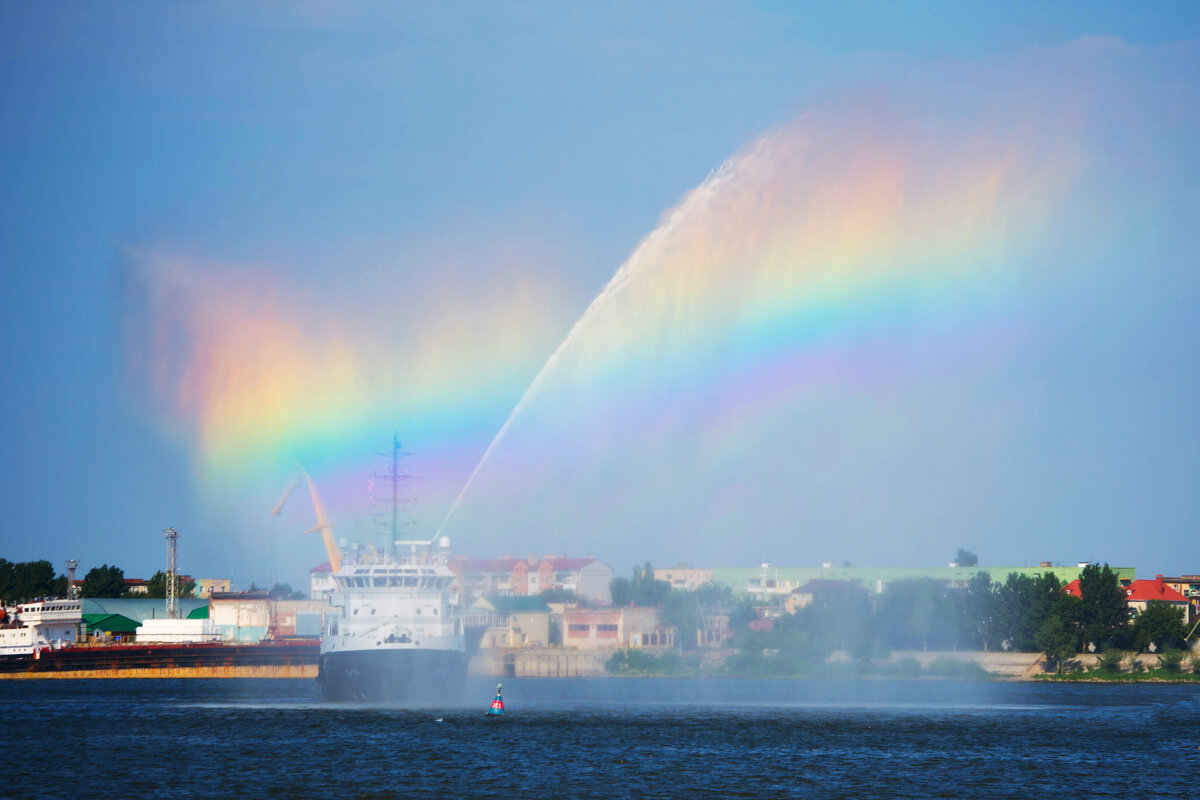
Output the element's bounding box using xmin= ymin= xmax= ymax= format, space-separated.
xmin=163 ymin=528 xmax=179 ymax=619
xmin=65 ymin=559 xmax=78 ymax=600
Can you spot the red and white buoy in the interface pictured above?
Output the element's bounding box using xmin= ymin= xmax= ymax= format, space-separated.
xmin=486 ymin=682 xmax=504 ymax=716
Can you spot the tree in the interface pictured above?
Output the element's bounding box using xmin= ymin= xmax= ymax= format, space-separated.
xmin=993 ymin=572 xmax=1064 ymax=652
xmin=270 ymin=583 xmax=305 ymax=600
xmin=81 ymin=565 xmax=126 ymax=598
xmin=630 ymin=562 xmax=670 ymax=607
xmin=144 ymin=571 xmax=196 ymax=599
xmin=1131 ymin=601 xmax=1188 ymax=652
xmin=659 ymin=590 xmax=700 ymax=651
xmin=0 ymin=559 xmax=67 ymax=603
xmin=1077 ymin=563 xmax=1130 ymax=649
xmin=796 ymin=584 xmax=877 ymax=660
xmin=1034 ymin=612 xmax=1078 ymax=674
xmin=609 ymin=577 xmax=632 ymax=606
xmin=875 ymin=579 xmax=962 ymax=651
xmin=961 ymin=571 xmax=995 ymax=650
xmin=955 ymin=549 xmax=979 ymax=568
xmin=539 ymin=587 xmax=579 ymax=605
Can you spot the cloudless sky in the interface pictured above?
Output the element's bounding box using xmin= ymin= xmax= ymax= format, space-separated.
xmin=2 ymin=2 xmax=1198 ymax=588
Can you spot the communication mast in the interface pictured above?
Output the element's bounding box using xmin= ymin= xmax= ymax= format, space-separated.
xmin=163 ymin=527 xmax=179 ymax=619
xmin=373 ymin=435 xmax=416 ymax=556
xmin=65 ymin=559 xmax=78 ymax=600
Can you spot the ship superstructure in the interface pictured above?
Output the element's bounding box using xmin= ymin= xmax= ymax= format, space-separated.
xmin=318 ymin=538 xmax=466 ymax=702
xmin=303 ymin=437 xmax=466 ymax=703
xmin=0 ymin=599 xmax=83 ymax=658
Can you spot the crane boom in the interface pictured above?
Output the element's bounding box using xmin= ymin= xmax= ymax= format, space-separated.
xmin=273 ymin=468 xmax=342 ymax=573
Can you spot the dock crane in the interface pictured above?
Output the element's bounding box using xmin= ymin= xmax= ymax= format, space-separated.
xmin=272 ymin=469 xmax=342 ymax=573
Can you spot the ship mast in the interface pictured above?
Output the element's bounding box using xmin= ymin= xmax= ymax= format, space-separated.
xmin=375 ymin=435 xmax=415 ymax=557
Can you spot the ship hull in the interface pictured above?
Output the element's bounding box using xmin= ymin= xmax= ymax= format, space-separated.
xmin=318 ymin=647 xmax=467 ymax=704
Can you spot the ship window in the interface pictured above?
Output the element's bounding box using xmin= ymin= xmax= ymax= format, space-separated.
xmin=374 ymin=578 xmax=386 ymax=587
xmin=416 ymin=608 xmax=421 ymax=614
xmin=353 ymin=609 xmax=359 ymax=615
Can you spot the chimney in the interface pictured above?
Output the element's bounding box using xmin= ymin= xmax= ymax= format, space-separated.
xmin=1156 ymin=574 xmax=1164 ymax=591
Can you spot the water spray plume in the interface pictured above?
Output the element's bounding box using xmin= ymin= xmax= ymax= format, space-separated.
xmin=435 ymin=98 xmax=1078 ymax=540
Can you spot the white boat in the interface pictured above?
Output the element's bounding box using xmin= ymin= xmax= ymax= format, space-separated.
xmin=287 ymin=438 xmax=467 ymax=703
xmin=0 ymin=598 xmax=83 ymax=658
xmin=318 ymin=537 xmax=467 ymax=703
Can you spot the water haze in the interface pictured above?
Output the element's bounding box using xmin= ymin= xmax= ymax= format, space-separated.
xmin=4 ymin=677 xmax=1196 ymax=798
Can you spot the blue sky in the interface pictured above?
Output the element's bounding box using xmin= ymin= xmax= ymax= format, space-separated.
xmin=2 ymin=2 xmax=1198 ymax=589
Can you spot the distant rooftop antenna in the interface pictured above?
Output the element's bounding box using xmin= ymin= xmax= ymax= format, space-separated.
xmin=65 ymin=559 xmax=78 ymax=600
xmin=163 ymin=527 xmax=179 ymax=619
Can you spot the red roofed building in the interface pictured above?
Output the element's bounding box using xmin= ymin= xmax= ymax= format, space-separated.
xmin=1062 ymin=579 xmax=1083 ymax=598
xmin=1122 ymin=575 xmax=1190 ymax=623
xmin=450 ymin=555 xmax=613 ymax=603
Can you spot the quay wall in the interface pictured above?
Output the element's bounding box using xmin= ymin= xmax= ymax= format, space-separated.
xmin=470 ymin=649 xmax=608 ymax=677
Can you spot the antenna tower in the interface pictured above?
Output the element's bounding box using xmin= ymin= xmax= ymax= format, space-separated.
xmin=374 ymin=435 xmax=415 ymax=555
xmin=65 ymin=559 xmax=78 ymax=600
xmin=163 ymin=527 xmax=179 ymax=619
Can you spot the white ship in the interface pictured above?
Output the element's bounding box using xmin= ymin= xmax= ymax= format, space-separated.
xmin=279 ymin=438 xmax=467 ymax=703
xmin=318 ymin=537 xmax=467 ymax=703
xmin=0 ymin=599 xmax=83 ymax=659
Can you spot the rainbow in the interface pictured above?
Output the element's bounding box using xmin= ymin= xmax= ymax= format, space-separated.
xmin=123 ymin=38 xmax=1192 ymax=564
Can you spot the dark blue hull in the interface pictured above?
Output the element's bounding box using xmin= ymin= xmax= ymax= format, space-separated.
xmin=318 ymin=648 xmax=468 ymax=704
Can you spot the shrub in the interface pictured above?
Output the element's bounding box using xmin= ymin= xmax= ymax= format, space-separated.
xmin=1189 ymin=653 xmax=1200 ymax=675
xmin=1097 ymin=649 xmax=1124 ymax=673
xmin=1156 ymin=649 xmax=1185 ymax=673
xmin=1128 ymin=657 xmax=1145 ymax=674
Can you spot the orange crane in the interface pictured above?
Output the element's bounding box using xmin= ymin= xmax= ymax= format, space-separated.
xmin=272 ymin=469 xmax=342 ymax=573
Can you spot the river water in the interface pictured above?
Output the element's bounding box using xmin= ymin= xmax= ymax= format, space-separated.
xmin=2 ymin=677 xmax=1196 ymax=798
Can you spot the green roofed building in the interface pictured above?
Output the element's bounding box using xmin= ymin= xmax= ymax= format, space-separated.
xmin=82 ymin=613 xmax=141 ymax=640
xmin=709 ymin=564 xmax=1137 ymax=601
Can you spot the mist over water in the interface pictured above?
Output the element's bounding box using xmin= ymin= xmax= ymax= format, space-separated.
xmin=4 ymin=678 xmax=1196 ymax=798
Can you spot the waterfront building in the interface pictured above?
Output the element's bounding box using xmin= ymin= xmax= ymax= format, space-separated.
xmin=82 ymin=613 xmax=140 ymax=642
xmin=785 ymin=579 xmax=868 ymax=614
xmin=654 ymin=565 xmax=715 ymax=592
xmin=209 ymin=592 xmax=325 ymax=642
xmin=1160 ymin=575 xmax=1200 ymax=620
xmin=123 ymin=578 xmax=149 ymax=595
xmin=210 ymin=591 xmax=271 ymax=642
xmin=464 ymin=595 xmax=552 ymax=649
xmin=562 ymin=607 xmax=674 ymax=650
xmin=1121 ymin=575 xmax=1191 ymax=624
xmin=450 ymin=555 xmax=614 ymax=603
xmin=194 ymin=578 xmax=232 ymax=599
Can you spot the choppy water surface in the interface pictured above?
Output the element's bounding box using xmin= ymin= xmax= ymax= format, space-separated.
xmin=3 ymin=677 xmax=1197 ymax=798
